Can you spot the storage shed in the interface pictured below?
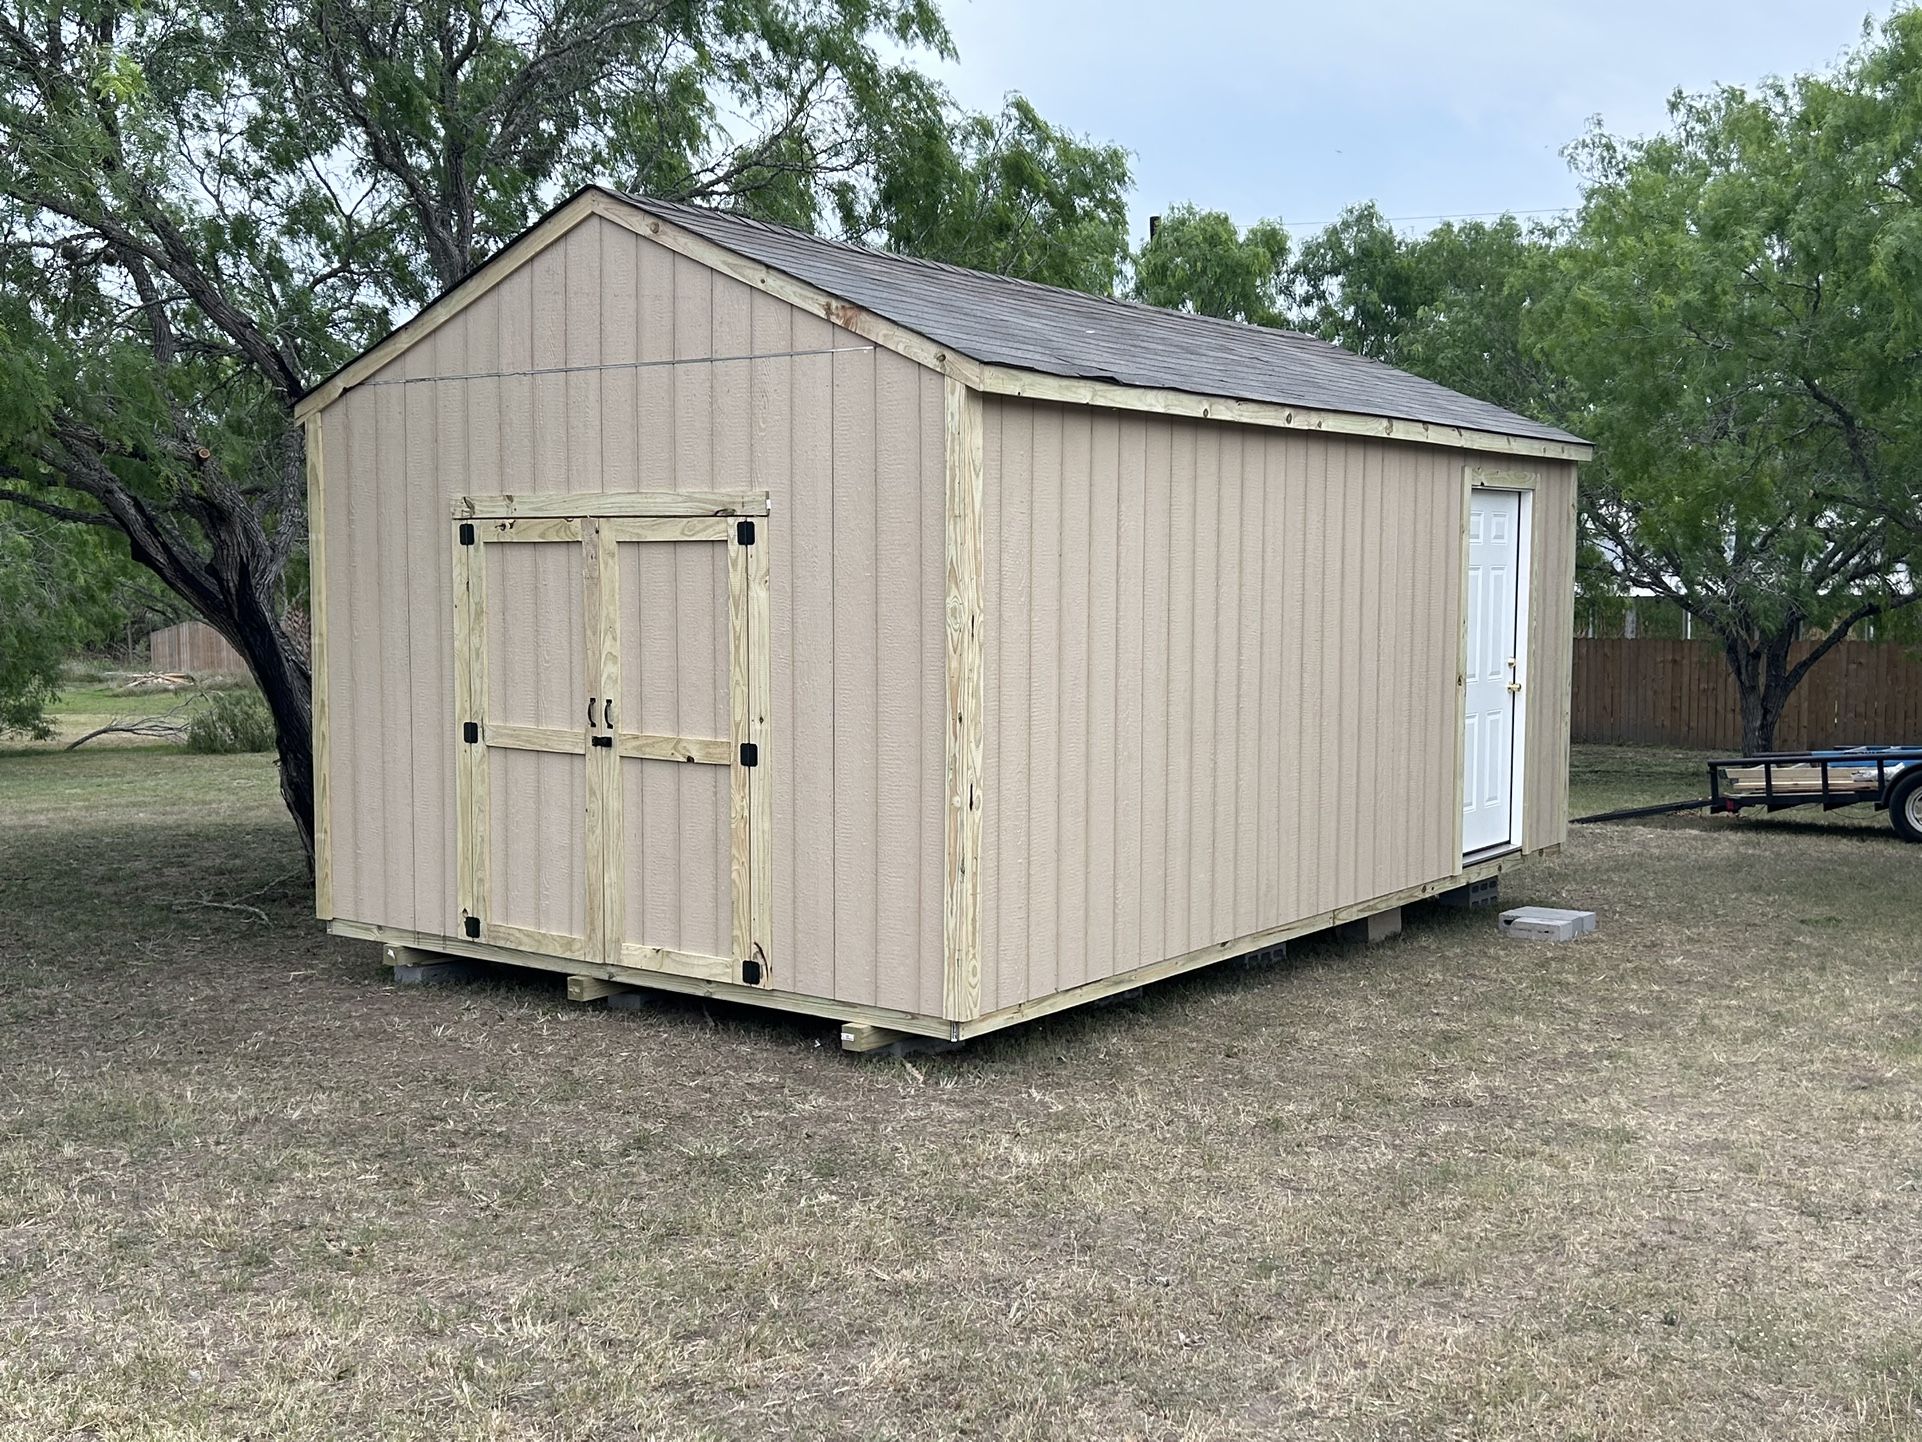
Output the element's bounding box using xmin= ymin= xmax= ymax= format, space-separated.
xmin=295 ymin=185 xmax=1592 ymax=1047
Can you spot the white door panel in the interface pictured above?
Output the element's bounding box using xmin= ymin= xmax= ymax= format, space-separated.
xmin=1463 ymin=490 xmax=1523 ymax=854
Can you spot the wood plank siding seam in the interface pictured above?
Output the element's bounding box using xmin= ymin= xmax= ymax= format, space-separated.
xmin=943 ymin=377 xmax=987 ymax=1023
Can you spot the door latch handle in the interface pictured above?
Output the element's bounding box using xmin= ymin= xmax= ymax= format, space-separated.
xmin=587 ymin=696 xmax=597 ymax=727
xmin=602 ymin=697 xmax=614 ymax=731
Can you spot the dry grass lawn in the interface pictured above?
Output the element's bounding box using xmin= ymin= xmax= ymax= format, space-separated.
xmin=1 ymin=742 xmax=1918 ymax=1439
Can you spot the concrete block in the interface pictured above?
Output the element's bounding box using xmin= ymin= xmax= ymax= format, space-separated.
xmin=1439 ymin=877 xmax=1501 ymax=909
xmin=390 ymin=960 xmax=478 ymax=986
xmin=1499 ymin=906 xmax=1597 ymax=942
xmin=1336 ymin=906 xmax=1402 ymax=945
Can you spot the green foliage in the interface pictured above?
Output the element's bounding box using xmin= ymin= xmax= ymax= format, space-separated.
xmin=1537 ymin=14 xmax=1922 ymax=688
xmin=840 ymin=94 xmax=1132 ymax=292
xmin=1131 ymin=204 xmax=1289 ymax=325
xmin=0 ymin=511 xmax=164 ymax=737
xmin=184 ymin=686 xmax=275 ymax=754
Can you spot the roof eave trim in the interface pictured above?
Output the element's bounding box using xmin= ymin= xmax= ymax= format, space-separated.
xmin=972 ymin=365 xmax=1595 ymax=463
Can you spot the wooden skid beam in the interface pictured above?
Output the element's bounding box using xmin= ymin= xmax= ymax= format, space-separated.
xmin=839 ymin=1022 xmax=908 ymax=1054
xmin=566 ymin=975 xmax=630 ymax=1003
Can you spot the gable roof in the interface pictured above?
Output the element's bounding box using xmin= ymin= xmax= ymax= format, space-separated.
xmin=298 ymin=186 xmax=1588 ymax=457
xmin=614 ymin=191 xmax=1585 ymax=450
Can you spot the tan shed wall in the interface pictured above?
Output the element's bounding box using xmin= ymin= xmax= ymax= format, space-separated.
xmin=316 ymin=213 xmax=948 ymax=1016
xmin=976 ymin=398 xmax=1576 ymax=1016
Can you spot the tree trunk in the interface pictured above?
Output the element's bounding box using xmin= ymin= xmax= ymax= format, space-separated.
xmin=225 ymin=599 xmax=315 ymax=868
xmin=1723 ymin=630 xmax=1798 ymax=755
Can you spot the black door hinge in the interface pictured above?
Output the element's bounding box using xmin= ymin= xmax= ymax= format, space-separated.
xmin=464 ymin=916 xmax=480 ymax=939
xmin=741 ymin=958 xmax=763 ymax=985
xmin=736 ymin=519 xmax=755 ymax=546
xmin=462 ymin=720 xmax=479 ymax=744
xmin=739 ymin=741 xmax=758 ymax=768
xmin=458 ymin=522 xmax=476 ymax=546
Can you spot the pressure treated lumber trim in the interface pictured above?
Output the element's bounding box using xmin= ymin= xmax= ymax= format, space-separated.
xmin=586 ymin=192 xmax=978 ymax=386
xmin=942 ymin=377 xmax=987 ymax=1023
xmin=617 ymin=733 xmax=731 ymax=764
xmin=976 ymin=366 xmax=1594 ymax=463
xmin=606 ymin=516 xmax=732 ymax=543
xmin=453 ymin=521 xmax=480 ymax=931
xmin=621 ymin=942 xmax=740 ymax=984
xmin=1454 ymin=470 xmax=1474 ymax=873
xmin=456 ymin=490 xmax=771 ymax=519
xmin=333 ymin=918 xmax=955 ymax=1037
xmin=485 ymin=723 xmax=588 ymax=755
xmin=304 ymin=417 xmax=332 ymax=921
xmin=746 ymin=516 xmax=773 ymax=974
xmin=474 ymin=517 xmax=583 ymax=543
xmin=488 ymin=919 xmax=588 ymax=963
xmin=728 ymin=526 xmax=752 ymax=965
xmin=467 ymin=530 xmax=492 ymax=932
xmin=296 ymin=193 xmax=600 ymax=421
xmin=1464 ymin=465 xmax=1543 ymax=491
xmin=955 ymin=852 xmax=1540 ymax=1040
xmin=583 ymin=520 xmax=611 ymax=967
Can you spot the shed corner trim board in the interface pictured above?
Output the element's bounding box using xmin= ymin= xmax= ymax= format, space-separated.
xmin=943 ymin=376 xmax=987 ymax=1023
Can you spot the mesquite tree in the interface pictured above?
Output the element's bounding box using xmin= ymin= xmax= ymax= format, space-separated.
xmin=1541 ymin=20 xmax=1922 ymax=752
xmin=0 ymin=0 xmax=956 ymax=860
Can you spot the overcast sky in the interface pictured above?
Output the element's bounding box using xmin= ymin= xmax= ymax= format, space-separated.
xmin=922 ymin=0 xmax=1897 ymax=241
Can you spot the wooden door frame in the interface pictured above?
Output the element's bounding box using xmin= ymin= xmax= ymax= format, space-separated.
xmin=453 ymin=491 xmax=772 ymax=984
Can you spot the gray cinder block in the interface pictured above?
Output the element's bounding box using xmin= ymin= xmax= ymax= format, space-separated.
xmin=1499 ymin=906 xmax=1597 ymax=942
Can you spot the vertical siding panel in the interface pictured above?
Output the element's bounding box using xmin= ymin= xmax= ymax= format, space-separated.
xmin=1056 ymin=411 xmax=1092 ymax=990
xmin=1357 ymin=444 xmax=1385 ymax=899
xmin=1255 ymin=435 xmax=1283 ymax=922
xmin=1138 ymin=421 xmax=1173 ymax=965
xmin=373 ymin=361 xmax=413 ymax=930
xmin=993 ymin=401 xmax=1034 ymax=1014
xmin=529 ymin=245 xmax=568 ymax=490
xmin=831 ymin=344 xmax=878 ymax=1006
xmin=1027 ymin=405 xmax=1063 ymax=1004
xmin=1311 ymin=442 xmax=1340 ymax=914
xmin=1209 ymin=429 xmax=1242 ymax=941
xmin=872 ymin=350 xmax=920 ymax=1012
xmin=1084 ymin=414 xmax=1120 ymax=980
xmin=600 ymin=226 xmax=639 ymax=494
xmin=401 ymin=328 xmax=446 ymax=934
xmin=1164 ymin=422 xmax=1198 ymax=954
xmin=786 ymin=322 xmax=836 ymax=1001
xmin=920 ymin=373 xmax=948 ymax=1015
xmin=1276 ymin=435 xmax=1308 ymax=922
xmin=711 ymin=275 xmax=751 ymax=490
xmin=1234 ymin=434 xmax=1264 ymax=933
xmin=335 ymin=400 xmax=374 ymax=923
xmin=635 ymin=239 xmax=675 ymax=490
xmin=318 ymin=405 xmax=354 ymax=922
xmin=1187 ymin=425 xmax=1220 ymax=945
xmin=1115 ymin=418 xmax=1147 ymax=973
xmin=563 ymin=220 xmax=602 ymax=492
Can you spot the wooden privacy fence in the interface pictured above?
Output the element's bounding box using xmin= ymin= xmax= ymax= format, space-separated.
xmin=148 ymin=620 xmax=247 ymax=676
xmin=1573 ymin=638 xmax=1922 ymax=750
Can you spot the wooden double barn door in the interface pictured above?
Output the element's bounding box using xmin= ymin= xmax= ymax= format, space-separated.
xmin=453 ymin=499 xmax=771 ymax=986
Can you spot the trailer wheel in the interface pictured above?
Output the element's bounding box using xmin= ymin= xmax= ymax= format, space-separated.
xmin=1891 ymin=771 xmax=1922 ymax=843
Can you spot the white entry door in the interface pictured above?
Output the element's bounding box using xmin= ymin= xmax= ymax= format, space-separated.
xmin=1463 ymin=488 xmax=1525 ymax=855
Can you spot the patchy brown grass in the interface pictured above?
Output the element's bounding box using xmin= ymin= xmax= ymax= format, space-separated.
xmin=1 ymin=746 xmax=1918 ymax=1440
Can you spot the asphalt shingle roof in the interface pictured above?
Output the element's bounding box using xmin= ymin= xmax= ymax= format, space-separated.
xmin=615 ymin=190 xmax=1585 ymax=449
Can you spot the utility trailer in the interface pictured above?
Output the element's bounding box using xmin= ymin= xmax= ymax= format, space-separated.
xmin=1709 ymin=747 xmax=1922 ymax=842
